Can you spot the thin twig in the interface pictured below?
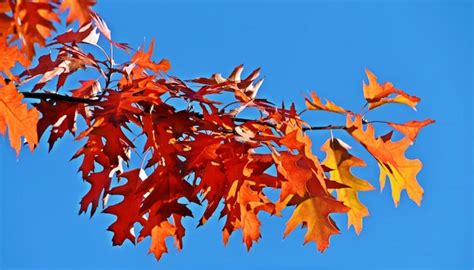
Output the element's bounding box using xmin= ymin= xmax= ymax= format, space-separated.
xmin=303 ymin=125 xmax=347 ymax=131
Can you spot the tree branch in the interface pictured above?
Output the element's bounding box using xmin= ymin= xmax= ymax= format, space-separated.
xmin=21 ymin=91 xmax=347 ymax=131
xmin=21 ymin=92 xmax=99 ymax=104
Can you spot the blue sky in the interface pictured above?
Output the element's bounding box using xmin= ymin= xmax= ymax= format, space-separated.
xmin=1 ymin=0 xmax=472 ymax=269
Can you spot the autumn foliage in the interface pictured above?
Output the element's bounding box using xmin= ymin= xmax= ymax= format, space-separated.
xmin=0 ymin=0 xmax=434 ymax=260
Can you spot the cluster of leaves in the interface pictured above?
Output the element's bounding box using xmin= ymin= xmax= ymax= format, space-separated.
xmin=0 ymin=0 xmax=434 ymax=260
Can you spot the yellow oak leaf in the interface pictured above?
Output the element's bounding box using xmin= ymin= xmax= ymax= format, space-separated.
xmin=321 ymin=138 xmax=375 ymax=234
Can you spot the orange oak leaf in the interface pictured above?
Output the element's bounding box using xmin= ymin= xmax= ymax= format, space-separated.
xmin=0 ymin=2 xmax=12 ymax=38
xmin=131 ymin=40 xmax=171 ymax=74
xmin=0 ymin=80 xmax=39 ymax=155
xmin=321 ymin=138 xmax=375 ymax=234
xmin=276 ymin=151 xmax=312 ymax=198
xmin=138 ymin=203 xmax=189 ymax=261
xmin=284 ymin=195 xmax=349 ymax=252
xmin=218 ymin=153 xmax=274 ymax=245
xmin=0 ymin=41 xmax=30 ymax=80
xmin=305 ymin=91 xmax=349 ymax=114
xmin=149 ymin=221 xmax=176 ymax=260
xmin=147 ymin=215 xmax=186 ymax=261
xmin=347 ymin=114 xmax=424 ymax=206
xmin=13 ymin=0 xmax=59 ymax=58
xmin=388 ymin=119 xmax=435 ymax=142
xmin=60 ymin=0 xmax=96 ymax=26
xmin=363 ymin=69 xmax=420 ymax=110
xmin=277 ymin=125 xmax=328 ymax=203
xmin=222 ymin=180 xmax=275 ymax=250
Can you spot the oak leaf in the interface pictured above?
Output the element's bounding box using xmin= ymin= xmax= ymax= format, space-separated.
xmin=321 ymin=138 xmax=375 ymax=234
xmin=147 ymin=217 xmax=185 ymax=261
xmin=347 ymin=115 xmax=424 ymax=206
xmin=388 ymin=119 xmax=435 ymax=142
xmin=305 ymin=91 xmax=349 ymax=114
xmin=284 ymin=195 xmax=349 ymax=252
xmin=278 ymin=126 xmax=328 ymax=202
xmin=0 ymin=41 xmax=30 ymax=80
xmin=36 ymin=100 xmax=81 ymax=150
xmin=13 ymin=0 xmax=59 ymax=58
xmin=363 ymin=69 xmax=420 ymax=110
xmin=91 ymin=12 xmax=129 ymax=50
xmin=104 ymin=169 xmax=146 ymax=245
xmin=222 ymin=180 xmax=275 ymax=250
xmin=79 ymin=169 xmax=112 ymax=216
xmin=0 ymin=80 xmax=39 ymax=155
xmin=53 ymin=23 xmax=97 ymax=44
xmin=60 ymin=0 xmax=96 ymax=26
xmin=131 ymin=40 xmax=170 ymax=74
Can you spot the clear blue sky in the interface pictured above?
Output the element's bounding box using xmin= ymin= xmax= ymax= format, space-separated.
xmin=1 ymin=0 xmax=472 ymax=269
